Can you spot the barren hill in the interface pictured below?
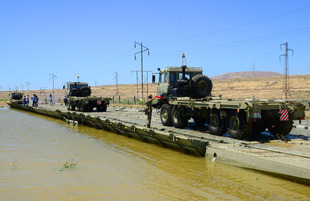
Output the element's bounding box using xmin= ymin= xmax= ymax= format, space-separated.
xmin=212 ymin=71 xmax=282 ymax=80
xmin=1 ymin=74 xmax=310 ymax=106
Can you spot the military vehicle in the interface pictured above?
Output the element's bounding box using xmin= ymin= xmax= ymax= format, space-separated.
xmin=65 ymin=81 xmax=110 ymax=112
xmin=152 ymin=54 xmax=305 ymax=139
xmin=9 ymin=92 xmax=23 ymax=104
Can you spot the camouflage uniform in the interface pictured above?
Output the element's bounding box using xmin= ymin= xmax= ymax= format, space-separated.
xmin=146 ymin=95 xmax=154 ymax=128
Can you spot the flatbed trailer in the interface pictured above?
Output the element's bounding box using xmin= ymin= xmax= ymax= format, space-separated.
xmin=160 ymin=96 xmax=305 ymax=139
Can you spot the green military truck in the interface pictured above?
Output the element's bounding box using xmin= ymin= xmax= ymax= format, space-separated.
xmin=152 ymin=56 xmax=305 ymax=139
xmin=9 ymin=92 xmax=24 ymax=104
xmin=65 ymin=81 xmax=110 ymax=112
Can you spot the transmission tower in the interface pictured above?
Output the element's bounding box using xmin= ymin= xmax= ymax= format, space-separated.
xmin=25 ymin=81 xmax=31 ymax=96
xmin=134 ymin=41 xmax=150 ymax=99
xmin=280 ymin=42 xmax=293 ymax=99
xmin=49 ymin=73 xmax=57 ymax=98
xmin=114 ymin=72 xmax=120 ymax=96
xmin=144 ymin=70 xmax=152 ymax=96
xmin=131 ymin=70 xmax=140 ymax=99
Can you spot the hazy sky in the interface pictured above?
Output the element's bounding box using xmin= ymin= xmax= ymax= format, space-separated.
xmin=1 ymin=0 xmax=309 ymax=91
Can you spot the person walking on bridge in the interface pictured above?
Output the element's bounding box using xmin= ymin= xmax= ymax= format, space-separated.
xmin=49 ymin=94 xmax=53 ymax=106
xmin=146 ymin=95 xmax=155 ymax=128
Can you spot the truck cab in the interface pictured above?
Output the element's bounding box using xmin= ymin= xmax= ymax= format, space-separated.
xmin=156 ymin=66 xmax=203 ymax=97
xmin=66 ymin=82 xmax=91 ymax=97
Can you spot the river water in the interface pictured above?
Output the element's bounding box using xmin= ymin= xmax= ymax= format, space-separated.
xmin=0 ymin=107 xmax=309 ymax=201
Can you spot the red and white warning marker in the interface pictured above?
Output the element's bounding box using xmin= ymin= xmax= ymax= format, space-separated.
xmin=280 ymin=110 xmax=289 ymax=121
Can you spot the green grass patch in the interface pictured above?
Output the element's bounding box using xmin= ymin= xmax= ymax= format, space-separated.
xmin=58 ymin=159 xmax=77 ymax=172
xmin=0 ymin=99 xmax=9 ymax=101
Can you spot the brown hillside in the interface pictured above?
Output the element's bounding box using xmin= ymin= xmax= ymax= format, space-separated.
xmin=212 ymin=71 xmax=282 ymax=80
xmin=1 ymin=74 xmax=310 ymax=105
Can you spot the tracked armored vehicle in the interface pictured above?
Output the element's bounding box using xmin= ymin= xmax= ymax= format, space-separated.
xmin=153 ymin=54 xmax=305 ymax=139
xmin=65 ymin=81 xmax=110 ymax=112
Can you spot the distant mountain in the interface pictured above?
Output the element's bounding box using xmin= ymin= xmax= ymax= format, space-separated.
xmin=211 ymin=71 xmax=282 ymax=80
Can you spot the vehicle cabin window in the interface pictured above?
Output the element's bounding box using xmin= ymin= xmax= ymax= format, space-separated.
xmin=178 ymin=72 xmax=191 ymax=80
xmin=70 ymin=84 xmax=87 ymax=90
xmin=163 ymin=72 xmax=168 ymax=83
xmin=170 ymin=72 xmax=177 ymax=84
xmin=159 ymin=73 xmax=163 ymax=83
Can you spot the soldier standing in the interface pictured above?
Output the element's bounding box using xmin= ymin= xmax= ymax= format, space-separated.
xmin=146 ymin=95 xmax=155 ymax=128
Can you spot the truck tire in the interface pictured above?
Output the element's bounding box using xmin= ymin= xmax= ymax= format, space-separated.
xmin=161 ymin=104 xmax=172 ymax=126
xmin=226 ymin=111 xmax=251 ymax=139
xmin=102 ymin=104 xmax=107 ymax=112
xmin=207 ymin=109 xmax=226 ymax=135
xmin=191 ymin=74 xmax=212 ymax=98
xmin=171 ymin=106 xmax=188 ymax=128
xmin=251 ymin=122 xmax=266 ymax=135
xmin=80 ymin=86 xmax=91 ymax=97
xmin=268 ymin=119 xmax=293 ymax=136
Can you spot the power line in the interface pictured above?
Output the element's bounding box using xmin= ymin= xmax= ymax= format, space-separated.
xmin=150 ymin=5 xmax=310 ymax=46
xmin=150 ymin=27 xmax=310 ymax=58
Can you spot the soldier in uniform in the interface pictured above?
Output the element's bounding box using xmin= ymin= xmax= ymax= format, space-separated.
xmin=146 ymin=94 xmax=155 ymax=128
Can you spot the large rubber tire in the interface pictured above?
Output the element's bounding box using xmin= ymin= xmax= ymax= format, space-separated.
xmin=97 ymin=104 xmax=107 ymax=112
xmin=160 ymin=104 xmax=172 ymax=126
xmin=80 ymin=86 xmax=91 ymax=97
xmin=268 ymin=119 xmax=293 ymax=136
xmin=191 ymin=74 xmax=213 ymax=98
xmin=226 ymin=111 xmax=251 ymax=139
xmin=251 ymin=122 xmax=266 ymax=135
xmin=207 ymin=109 xmax=226 ymax=136
xmin=171 ymin=106 xmax=188 ymax=128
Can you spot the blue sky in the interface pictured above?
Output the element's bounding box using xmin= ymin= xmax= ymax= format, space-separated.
xmin=1 ymin=0 xmax=309 ymax=91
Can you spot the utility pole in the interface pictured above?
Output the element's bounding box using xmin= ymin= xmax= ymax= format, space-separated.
xmin=114 ymin=72 xmax=120 ymax=96
xmin=134 ymin=41 xmax=150 ymax=99
xmin=0 ymin=85 xmax=2 ymax=93
xmin=25 ymin=81 xmax=31 ymax=96
xmin=144 ymin=70 xmax=152 ymax=96
xmin=49 ymin=73 xmax=57 ymax=99
xmin=131 ymin=70 xmax=140 ymax=99
xmin=280 ymin=42 xmax=293 ymax=99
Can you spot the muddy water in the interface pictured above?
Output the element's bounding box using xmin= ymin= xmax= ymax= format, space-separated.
xmin=0 ymin=108 xmax=309 ymax=201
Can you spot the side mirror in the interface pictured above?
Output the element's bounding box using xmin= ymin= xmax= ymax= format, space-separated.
xmin=63 ymin=85 xmax=65 ymax=89
xmin=152 ymin=75 xmax=156 ymax=83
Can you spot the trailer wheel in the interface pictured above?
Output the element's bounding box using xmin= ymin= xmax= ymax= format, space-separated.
xmin=171 ymin=106 xmax=188 ymax=128
xmin=226 ymin=111 xmax=251 ymax=139
xmin=161 ymin=104 xmax=172 ymax=126
xmin=207 ymin=109 xmax=226 ymax=135
xmin=268 ymin=119 xmax=293 ymax=136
